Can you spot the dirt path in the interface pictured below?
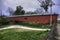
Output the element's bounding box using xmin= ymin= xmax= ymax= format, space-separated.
xmin=0 ymin=25 xmax=50 ymax=31
xmin=55 ymin=24 xmax=60 ymax=40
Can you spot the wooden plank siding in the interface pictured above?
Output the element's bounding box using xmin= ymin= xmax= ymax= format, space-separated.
xmin=6 ymin=14 xmax=58 ymax=24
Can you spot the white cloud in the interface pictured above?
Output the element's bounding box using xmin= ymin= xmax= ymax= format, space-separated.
xmin=3 ymin=0 xmax=60 ymax=11
xmin=4 ymin=0 xmax=40 ymax=11
xmin=0 ymin=0 xmax=60 ymax=16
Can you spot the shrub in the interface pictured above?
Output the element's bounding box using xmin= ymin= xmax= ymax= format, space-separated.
xmin=0 ymin=16 xmax=9 ymax=25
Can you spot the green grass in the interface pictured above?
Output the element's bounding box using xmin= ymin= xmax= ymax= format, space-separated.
xmin=0 ymin=28 xmax=50 ymax=40
xmin=17 ymin=22 xmax=52 ymax=28
xmin=0 ymin=22 xmax=52 ymax=28
xmin=0 ymin=25 xmax=9 ymax=28
xmin=0 ymin=25 xmax=13 ymax=28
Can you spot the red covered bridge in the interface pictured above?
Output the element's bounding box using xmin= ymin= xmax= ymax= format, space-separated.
xmin=6 ymin=14 xmax=58 ymax=24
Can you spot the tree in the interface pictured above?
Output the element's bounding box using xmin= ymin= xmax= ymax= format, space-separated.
xmin=0 ymin=15 xmax=9 ymax=25
xmin=40 ymin=0 xmax=54 ymax=12
xmin=13 ymin=5 xmax=25 ymax=15
xmin=21 ymin=10 xmax=25 ymax=15
xmin=26 ymin=11 xmax=37 ymax=15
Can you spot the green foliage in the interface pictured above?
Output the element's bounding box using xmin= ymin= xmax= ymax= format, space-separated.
xmin=13 ymin=5 xmax=25 ymax=15
xmin=26 ymin=11 xmax=37 ymax=15
xmin=0 ymin=28 xmax=50 ymax=40
xmin=40 ymin=0 xmax=53 ymax=12
xmin=0 ymin=16 xmax=9 ymax=25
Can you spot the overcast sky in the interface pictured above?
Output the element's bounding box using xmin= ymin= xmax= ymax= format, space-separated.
xmin=0 ymin=0 xmax=60 ymax=16
xmin=4 ymin=0 xmax=40 ymax=11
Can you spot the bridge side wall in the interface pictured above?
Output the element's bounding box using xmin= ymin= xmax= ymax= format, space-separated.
xmin=7 ymin=14 xmax=58 ymax=24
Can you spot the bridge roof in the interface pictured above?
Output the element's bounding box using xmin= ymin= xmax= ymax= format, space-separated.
xmin=7 ymin=14 xmax=58 ymax=17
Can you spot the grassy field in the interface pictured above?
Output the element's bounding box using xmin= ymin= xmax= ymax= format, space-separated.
xmin=18 ymin=22 xmax=52 ymax=28
xmin=0 ymin=22 xmax=52 ymax=28
xmin=0 ymin=25 xmax=9 ymax=28
xmin=0 ymin=28 xmax=50 ymax=40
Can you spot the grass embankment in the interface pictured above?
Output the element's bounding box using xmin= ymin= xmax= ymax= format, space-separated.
xmin=0 ymin=22 xmax=52 ymax=28
xmin=0 ymin=28 xmax=50 ymax=40
xmin=18 ymin=22 xmax=52 ymax=28
xmin=0 ymin=25 xmax=10 ymax=28
xmin=0 ymin=24 xmax=13 ymax=28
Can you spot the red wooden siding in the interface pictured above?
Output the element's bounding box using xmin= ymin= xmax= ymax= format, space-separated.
xmin=7 ymin=14 xmax=58 ymax=24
